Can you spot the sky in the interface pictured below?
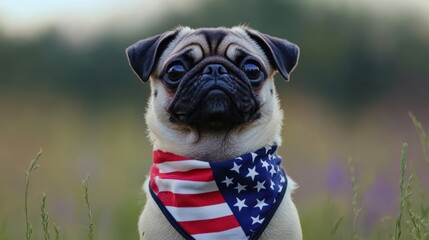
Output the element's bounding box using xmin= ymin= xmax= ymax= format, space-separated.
xmin=1 ymin=0 xmax=428 ymax=41
xmin=0 ymin=0 xmax=200 ymax=40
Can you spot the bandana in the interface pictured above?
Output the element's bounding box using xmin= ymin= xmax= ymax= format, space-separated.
xmin=149 ymin=145 xmax=287 ymax=240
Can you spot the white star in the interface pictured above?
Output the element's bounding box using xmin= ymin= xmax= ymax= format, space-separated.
xmin=261 ymin=160 xmax=270 ymax=171
xmin=251 ymin=215 xmax=265 ymax=225
xmin=269 ymin=154 xmax=274 ymax=160
xmin=270 ymin=181 xmax=275 ymax=190
xmin=280 ymin=174 xmax=286 ymax=183
xmin=235 ymin=157 xmax=243 ymax=161
xmin=269 ymin=165 xmax=277 ymax=176
xmin=278 ymin=185 xmax=283 ymax=193
xmin=251 ymin=152 xmax=258 ymax=162
xmin=234 ymin=183 xmax=247 ymax=193
xmin=233 ymin=197 xmax=248 ymax=211
xmin=231 ymin=162 xmax=242 ymax=173
xmin=246 ymin=166 xmax=259 ymax=180
xmin=253 ymin=180 xmax=266 ymax=192
xmin=222 ymin=176 xmax=234 ymax=187
xmin=264 ymin=146 xmax=271 ymax=154
xmin=254 ymin=198 xmax=269 ymax=210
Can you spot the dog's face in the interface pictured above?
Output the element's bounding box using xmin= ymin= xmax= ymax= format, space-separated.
xmin=126 ymin=26 xmax=299 ymax=158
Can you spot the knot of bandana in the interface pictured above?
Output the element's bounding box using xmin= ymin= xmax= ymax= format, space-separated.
xmin=149 ymin=145 xmax=287 ymax=240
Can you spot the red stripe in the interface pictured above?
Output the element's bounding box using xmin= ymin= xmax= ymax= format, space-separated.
xmin=179 ymin=215 xmax=240 ymax=235
xmin=154 ymin=167 xmax=214 ymax=182
xmin=153 ymin=150 xmax=190 ymax=163
xmin=150 ymin=166 xmax=160 ymax=193
xmin=157 ymin=191 xmax=225 ymax=207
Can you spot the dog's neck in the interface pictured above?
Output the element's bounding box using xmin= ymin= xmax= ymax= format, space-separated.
xmin=147 ymin=104 xmax=283 ymax=161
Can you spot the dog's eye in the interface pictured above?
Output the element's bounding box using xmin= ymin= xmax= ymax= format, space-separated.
xmin=167 ymin=64 xmax=186 ymax=81
xmin=243 ymin=62 xmax=261 ymax=80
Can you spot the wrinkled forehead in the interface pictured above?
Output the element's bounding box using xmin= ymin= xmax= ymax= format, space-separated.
xmin=159 ymin=27 xmax=269 ymax=68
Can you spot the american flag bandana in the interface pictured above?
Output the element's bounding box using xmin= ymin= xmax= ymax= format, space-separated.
xmin=149 ymin=145 xmax=287 ymax=240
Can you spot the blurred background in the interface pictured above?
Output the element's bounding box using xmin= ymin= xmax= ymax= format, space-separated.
xmin=1 ymin=0 xmax=428 ymax=239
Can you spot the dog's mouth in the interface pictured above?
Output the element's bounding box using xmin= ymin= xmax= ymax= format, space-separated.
xmin=168 ymin=62 xmax=261 ymax=131
xmin=187 ymin=87 xmax=247 ymax=130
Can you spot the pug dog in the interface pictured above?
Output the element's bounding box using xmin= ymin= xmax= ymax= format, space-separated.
xmin=126 ymin=26 xmax=302 ymax=240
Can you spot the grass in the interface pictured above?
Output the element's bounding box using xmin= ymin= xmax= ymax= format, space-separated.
xmin=18 ymin=113 xmax=429 ymax=239
xmin=23 ymin=153 xmax=95 ymax=240
xmin=409 ymin=112 xmax=429 ymax=163
xmin=40 ymin=193 xmax=51 ymax=240
xmin=82 ymin=176 xmax=94 ymax=240
xmin=393 ymin=143 xmax=409 ymax=240
xmin=389 ymin=112 xmax=429 ymax=240
xmin=53 ymin=223 xmax=60 ymax=240
xmin=24 ymin=149 xmax=42 ymax=240
xmin=348 ymin=157 xmax=361 ymax=240
xmin=404 ymin=113 xmax=429 ymax=240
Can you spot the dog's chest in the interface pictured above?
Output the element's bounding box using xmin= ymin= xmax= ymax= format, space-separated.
xmin=148 ymin=145 xmax=288 ymax=240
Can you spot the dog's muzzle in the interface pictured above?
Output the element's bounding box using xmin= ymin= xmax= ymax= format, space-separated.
xmin=168 ymin=61 xmax=260 ymax=130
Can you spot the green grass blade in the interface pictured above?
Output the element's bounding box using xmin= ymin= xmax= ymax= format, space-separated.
xmin=82 ymin=176 xmax=94 ymax=240
xmin=25 ymin=149 xmax=43 ymax=240
xmin=53 ymin=223 xmax=60 ymax=240
xmin=40 ymin=193 xmax=51 ymax=240
xmin=394 ymin=143 xmax=408 ymax=240
xmin=409 ymin=112 xmax=429 ymax=163
xmin=348 ymin=158 xmax=361 ymax=240
xmin=330 ymin=215 xmax=344 ymax=236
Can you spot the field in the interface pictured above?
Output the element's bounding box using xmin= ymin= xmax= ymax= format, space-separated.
xmin=1 ymin=90 xmax=428 ymax=239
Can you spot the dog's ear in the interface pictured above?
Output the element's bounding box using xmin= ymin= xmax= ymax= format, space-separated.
xmin=245 ymin=29 xmax=300 ymax=81
xmin=126 ymin=30 xmax=178 ymax=82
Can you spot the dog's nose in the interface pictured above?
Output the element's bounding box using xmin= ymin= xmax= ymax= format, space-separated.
xmin=202 ymin=64 xmax=228 ymax=77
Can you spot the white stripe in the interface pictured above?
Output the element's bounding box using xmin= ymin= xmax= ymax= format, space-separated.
xmin=156 ymin=160 xmax=210 ymax=173
xmin=155 ymin=177 xmax=218 ymax=194
xmin=166 ymin=203 xmax=232 ymax=221
xmin=192 ymin=226 xmax=248 ymax=240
